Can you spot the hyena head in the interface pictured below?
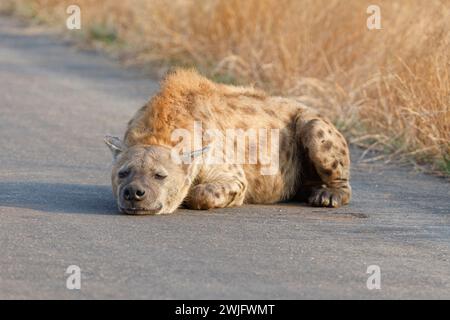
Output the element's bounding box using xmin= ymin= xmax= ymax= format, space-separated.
xmin=104 ymin=136 xmax=202 ymax=215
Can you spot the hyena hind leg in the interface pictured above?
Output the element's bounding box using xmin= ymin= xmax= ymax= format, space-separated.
xmin=296 ymin=115 xmax=352 ymax=208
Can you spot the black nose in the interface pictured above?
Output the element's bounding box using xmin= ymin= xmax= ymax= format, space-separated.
xmin=123 ymin=185 xmax=146 ymax=201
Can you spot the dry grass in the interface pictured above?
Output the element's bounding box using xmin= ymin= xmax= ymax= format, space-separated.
xmin=2 ymin=0 xmax=449 ymax=174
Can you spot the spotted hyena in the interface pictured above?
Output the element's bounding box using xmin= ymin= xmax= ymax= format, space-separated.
xmin=104 ymin=69 xmax=351 ymax=215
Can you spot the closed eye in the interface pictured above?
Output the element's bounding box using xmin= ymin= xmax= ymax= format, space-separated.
xmin=118 ymin=169 xmax=130 ymax=179
xmin=154 ymin=173 xmax=167 ymax=180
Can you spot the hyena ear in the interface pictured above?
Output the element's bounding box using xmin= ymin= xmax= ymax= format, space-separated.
xmin=179 ymin=145 xmax=212 ymax=183
xmin=104 ymin=136 xmax=124 ymax=159
xmin=181 ymin=145 xmax=211 ymax=164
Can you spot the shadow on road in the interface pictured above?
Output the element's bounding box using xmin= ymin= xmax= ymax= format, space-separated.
xmin=0 ymin=182 xmax=117 ymax=215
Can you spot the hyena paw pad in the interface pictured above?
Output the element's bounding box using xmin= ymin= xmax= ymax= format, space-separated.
xmin=308 ymin=187 xmax=349 ymax=208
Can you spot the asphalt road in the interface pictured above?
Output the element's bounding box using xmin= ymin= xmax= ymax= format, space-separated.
xmin=0 ymin=16 xmax=449 ymax=299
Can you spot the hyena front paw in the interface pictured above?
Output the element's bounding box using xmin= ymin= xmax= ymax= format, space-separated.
xmin=187 ymin=184 xmax=229 ymax=210
xmin=308 ymin=186 xmax=350 ymax=208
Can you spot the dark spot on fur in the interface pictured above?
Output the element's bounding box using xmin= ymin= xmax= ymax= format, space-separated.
xmin=321 ymin=140 xmax=333 ymax=151
xmin=205 ymin=185 xmax=214 ymax=193
xmin=264 ymin=108 xmax=277 ymax=117
xmin=199 ymin=110 xmax=210 ymax=119
xmin=270 ymin=121 xmax=279 ymax=128
xmin=228 ymin=102 xmax=238 ymax=110
xmin=241 ymin=106 xmax=257 ymax=114
xmin=214 ymin=192 xmax=221 ymax=198
xmin=322 ymin=169 xmax=333 ymax=176
xmin=317 ymin=130 xmax=325 ymax=139
xmin=332 ymin=160 xmax=339 ymax=169
xmin=328 ymin=129 xmax=332 ymax=134
xmin=238 ymin=121 xmax=247 ymax=128
xmin=341 ymin=148 xmax=347 ymax=156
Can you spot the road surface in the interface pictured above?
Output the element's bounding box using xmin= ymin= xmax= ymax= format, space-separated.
xmin=0 ymin=16 xmax=449 ymax=299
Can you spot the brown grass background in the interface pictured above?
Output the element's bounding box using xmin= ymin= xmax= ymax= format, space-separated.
xmin=2 ymin=0 xmax=449 ymax=174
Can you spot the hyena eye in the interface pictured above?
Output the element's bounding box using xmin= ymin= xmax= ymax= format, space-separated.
xmin=154 ymin=173 xmax=167 ymax=180
xmin=118 ymin=169 xmax=130 ymax=179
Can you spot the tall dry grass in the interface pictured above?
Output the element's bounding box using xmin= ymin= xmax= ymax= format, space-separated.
xmin=2 ymin=0 xmax=449 ymax=174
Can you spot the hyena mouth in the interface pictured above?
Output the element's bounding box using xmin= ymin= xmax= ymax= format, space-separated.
xmin=120 ymin=204 xmax=163 ymax=215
